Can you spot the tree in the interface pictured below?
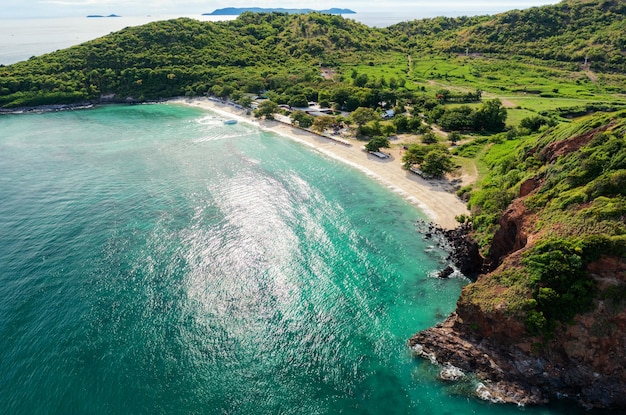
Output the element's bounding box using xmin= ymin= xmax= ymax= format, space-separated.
xmin=288 ymin=94 xmax=309 ymax=108
xmin=353 ymin=73 xmax=369 ymax=87
xmin=403 ymin=144 xmax=427 ymax=169
xmin=393 ymin=114 xmax=409 ymax=133
xmin=474 ymin=98 xmax=507 ymax=131
xmin=407 ymin=117 xmax=423 ymax=132
xmin=312 ymin=115 xmax=335 ymax=133
xmin=421 ymin=131 xmax=438 ymax=144
xmin=365 ymin=136 xmax=390 ymax=152
xmin=421 ymin=149 xmax=455 ymax=177
xmin=449 ymin=131 xmax=462 ymax=145
xmin=237 ymin=96 xmax=253 ymax=109
xmin=290 ymin=110 xmax=314 ymax=128
xmin=350 ymin=107 xmax=379 ymax=135
xmin=254 ymin=100 xmax=279 ymax=119
xmin=520 ymin=115 xmax=551 ymax=132
xmin=362 ymin=120 xmax=382 ymax=137
xmin=439 ymin=105 xmax=475 ymax=131
xmin=389 ymin=77 xmax=398 ymax=90
xmin=331 ymin=87 xmax=351 ymax=109
xmin=426 ymin=105 xmax=445 ymax=124
xmin=382 ymin=123 xmax=397 ymax=137
xmin=402 ymin=143 xmax=448 ymax=169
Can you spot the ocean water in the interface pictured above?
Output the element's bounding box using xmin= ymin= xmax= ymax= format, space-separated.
xmin=0 ymin=104 xmax=594 ymax=414
xmin=0 ymin=15 xmax=236 ymax=65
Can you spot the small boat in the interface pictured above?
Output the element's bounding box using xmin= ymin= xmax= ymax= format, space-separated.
xmin=223 ymin=119 xmax=237 ymax=125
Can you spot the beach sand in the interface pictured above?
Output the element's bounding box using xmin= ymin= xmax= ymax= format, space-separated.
xmin=171 ymin=97 xmax=471 ymax=229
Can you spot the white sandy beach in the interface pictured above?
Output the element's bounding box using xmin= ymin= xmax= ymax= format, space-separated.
xmin=171 ymin=97 xmax=471 ymax=229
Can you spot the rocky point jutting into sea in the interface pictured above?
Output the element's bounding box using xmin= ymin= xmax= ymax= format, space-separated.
xmin=410 ymin=122 xmax=626 ymax=409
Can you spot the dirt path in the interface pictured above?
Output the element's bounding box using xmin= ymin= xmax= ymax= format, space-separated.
xmin=500 ymin=98 xmax=517 ymax=108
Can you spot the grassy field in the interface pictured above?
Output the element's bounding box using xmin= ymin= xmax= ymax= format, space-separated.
xmin=344 ymin=52 xmax=626 ymax=186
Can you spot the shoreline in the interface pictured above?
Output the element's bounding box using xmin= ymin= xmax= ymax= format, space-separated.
xmin=171 ymin=97 xmax=470 ymax=229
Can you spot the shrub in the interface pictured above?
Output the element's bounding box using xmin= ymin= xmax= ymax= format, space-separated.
xmin=522 ymin=237 xmax=597 ymax=331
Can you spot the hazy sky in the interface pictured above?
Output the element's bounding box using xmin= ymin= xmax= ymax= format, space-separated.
xmin=4 ymin=0 xmax=562 ymax=19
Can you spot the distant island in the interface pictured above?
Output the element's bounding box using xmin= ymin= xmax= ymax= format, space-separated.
xmin=86 ymin=14 xmax=121 ymax=18
xmin=204 ymin=7 xmax=355 ymax=16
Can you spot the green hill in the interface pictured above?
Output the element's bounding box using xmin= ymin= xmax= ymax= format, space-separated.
xmin=0 ymin=13 xmax=393 ymax=108
xmin=2 ymin=0 xmax=626 ymax=108
xmin=389 ymin=0 xmax=626 ymax=72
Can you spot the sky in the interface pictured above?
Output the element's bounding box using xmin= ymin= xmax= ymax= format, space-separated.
xmin=3 ymin=0 xmax=563 ymax=19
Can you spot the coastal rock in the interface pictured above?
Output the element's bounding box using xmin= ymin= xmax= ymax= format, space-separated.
xmin=408 ymin=313 xmax=548 ymax=406
xmin=439 ymin=363 xmax=466 ymax=381
xmin=436 ymin=266 xmax=455 ymax=279
xmin=441 ymin=224 xmax=483 ymax=278
xmin=416 ymin=220 xmax=483 ymax=280
xmin=412 ymin=171 xmax=626 ymax=410
xmin=410 ymin=254 xmax=626 ymax=409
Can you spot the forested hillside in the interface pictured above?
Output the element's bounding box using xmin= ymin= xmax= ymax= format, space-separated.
xmin=0 ymin=13 xmax=394 ymax=108
xmin=389 ymin=0 xmax=626 ymax=72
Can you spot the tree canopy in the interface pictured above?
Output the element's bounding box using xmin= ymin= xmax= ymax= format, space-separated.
xmin=254 ymin=100 xmax=279 ymax=119
xmin=365 ymin=136 xmax=390 ymax=152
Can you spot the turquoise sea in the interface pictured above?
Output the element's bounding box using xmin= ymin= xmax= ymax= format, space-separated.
xmin=0 ymin=104 xmax=593 ymax=414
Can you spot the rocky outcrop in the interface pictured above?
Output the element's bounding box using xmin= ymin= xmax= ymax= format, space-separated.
xmin=410 ymin=122 xmax=626 ymax=410
xmin=409 ymin=313 xmax=548 ymax=406
xmin=442 ymin=225 xmax=484 ymax=277
xmin=411 ymin=203 xmax=626 ymax=409
xmin=418 ymin=221 xmax=483 ymax=280
xmin=540 ymin=124 xmax=610 ymax=163
xmin=410 ymin=273 xmax=626 ymax=409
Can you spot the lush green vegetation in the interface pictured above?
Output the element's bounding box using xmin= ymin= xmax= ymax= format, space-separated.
xmin=0 ymin=13 xmax=396 ymax=108
xmin=389 ymin=0 xmax=626 ymax=73
xmin=463 ymin=110 xmax=626 ymax=335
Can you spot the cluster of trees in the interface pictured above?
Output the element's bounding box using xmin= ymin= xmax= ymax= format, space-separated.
xmin=402 ymin=143 xmax=455 ymax=178
xmin=250 ymin=97 xmax=458 ymax=179
xmin=428 ymin=99 xmax=508 ymax=132
xmin=436 ymin=88 xmax=482 ymax=103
